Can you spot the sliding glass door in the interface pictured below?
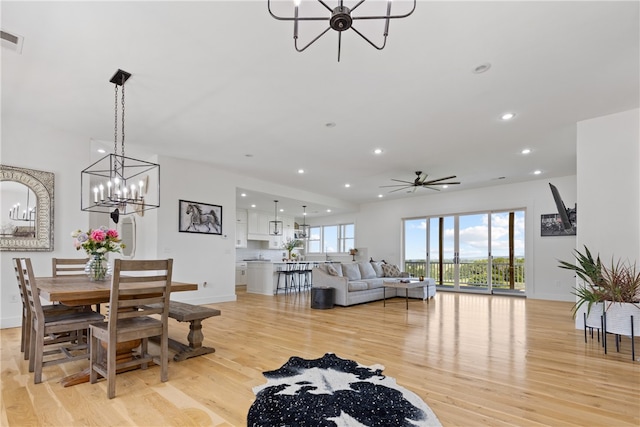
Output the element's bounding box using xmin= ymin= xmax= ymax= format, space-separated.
xmin=403 ymin=210 xmax=525 ymax=294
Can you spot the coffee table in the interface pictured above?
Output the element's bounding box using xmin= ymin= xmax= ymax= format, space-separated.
xmin=382 ymin=279 xmax=428 ymax=309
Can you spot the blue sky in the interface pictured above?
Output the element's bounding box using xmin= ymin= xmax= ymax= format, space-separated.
xmin=405 ymin=211 xmax=525 ymax=261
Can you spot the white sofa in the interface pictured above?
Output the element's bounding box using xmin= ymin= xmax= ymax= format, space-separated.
xmin=312 ymin=261 xmax=436 ymax=307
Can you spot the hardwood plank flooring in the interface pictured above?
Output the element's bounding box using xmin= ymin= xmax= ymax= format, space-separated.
xmin=2 ymin=291 xmax=639 ymax=426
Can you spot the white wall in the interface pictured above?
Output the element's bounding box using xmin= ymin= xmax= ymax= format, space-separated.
xmin=307 ymin=176 xmax=578 ymax=302
xmin=575 ymin=109 xmax=640 ymax=327
xmin=152 ymin=155 xmax=237 ymax=305
xmin=1 ymin=116 xmax=92 ymax=328
xmin=577 ymin=109 xmax=640 ymax=262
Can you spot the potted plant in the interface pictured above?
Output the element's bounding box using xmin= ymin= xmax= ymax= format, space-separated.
xmin=599 ymin=259 xmax=640 ymax=339
xmin=282 ymin=238 xmax=303 ymax=261
xmin=558 ymin=245 xmax=605 ymax=320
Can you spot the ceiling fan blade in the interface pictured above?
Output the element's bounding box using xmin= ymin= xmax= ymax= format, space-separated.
xmin=380 ymin=183 xmax=415 ymax=188
xmin=422 ymin=175 xmax=458 ymax=185
xmin=390 ymin=179 xmax=414 ymax=184
xmin=421 ymin=186 xmax=441 ymax=191
xmin=388 ymin=186 xmax=412 ymax=193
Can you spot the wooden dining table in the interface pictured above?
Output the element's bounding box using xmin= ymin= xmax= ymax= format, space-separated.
xmin=35 ymin=276 xmax=198 ymax=387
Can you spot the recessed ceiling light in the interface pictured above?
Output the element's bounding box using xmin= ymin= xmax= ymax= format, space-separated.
xmin=240 ymin=193 xmax=246 ymax=197
xmin=326 ymin=209 xmax=332 ymax=213
xmin=373 ymin=148 xmax=383 ymax=155
xmin=378 ymin=194 xmax=383 ymax=198
xmin=298 ymin=169 xmax=305 ymax=174
xmin=325 ymin=122 xmax=336 ymax=128
xmin=442 ymin=185 xmax=449 ymax=189
xmin=473 ymin=62 xmax=492 ymax=74
xmin=251 ymin=204 xmax=256 ymax=208
xmin=97 ymin=148 xmax=106 ymax=154
xmin=533 ymin=170 xmax=542 ymax=175
xmin=344 ymin=183 xmax=350 ymax=188
xmin=280 ymin=208 xmax=284 ymax=212
xmin=521 ymin=148 xmax=531 ymax=155
xmin=501 ymin=112 xmax=516 ymax=121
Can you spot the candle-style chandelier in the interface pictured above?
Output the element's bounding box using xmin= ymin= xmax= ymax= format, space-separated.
xmin=298 ymin=205 xmax=310 ymax=238
xmin=81 ymin=69 xmax=160 ymax=223
xmin=8 ymin=186 xmax=36 ymax=223
xmin=268 ymin=0 xmax=416 ymax=62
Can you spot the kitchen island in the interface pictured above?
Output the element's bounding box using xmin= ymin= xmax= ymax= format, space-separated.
xmin=246 ymin=261 xmax=322 ymax=295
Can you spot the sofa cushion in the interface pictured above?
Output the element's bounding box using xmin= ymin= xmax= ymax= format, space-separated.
xmin=358 ymin=262 xmax=377 ymax=279
xmin=342 ymin=263 xmax=362 ymax=281
xmin=348 ymin=281 xmax=368 ymax=292
xmin=382 ymin=264 xmax=401 ymax=277
xmin=370 ymin=262 xmax=384 ymax=278
xmin=326 ymin=264 xmax=342 ymax=276
xmin=363 ymin=278 xmax=385 ymax=289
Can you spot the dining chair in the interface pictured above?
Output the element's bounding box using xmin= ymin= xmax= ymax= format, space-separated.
xmin=89 ymin=258 xmax=173 ymax=399
xmin=18 ymin=258 xmax=104 ymax=384
xmin=51 ymin=257 xmax=100 ymax=312
xmin=13 ymin=258 xmax=87 ymax=361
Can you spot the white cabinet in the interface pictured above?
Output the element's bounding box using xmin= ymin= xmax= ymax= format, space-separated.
xmin=235 ymin=262 xmax=248 ymax=286
xmin=236 ymin=209 xmax=247 ymax=224
xmin=235 ymin=222 xmax=247 ymax=248
xmin=247 ymin=262 xmax=275 ymax=295
xmin=248 ymin=211 xmax=270 ymax=240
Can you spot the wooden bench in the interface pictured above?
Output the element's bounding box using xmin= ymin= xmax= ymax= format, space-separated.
xmin=148 ymin=301 xmax=221 ymax=362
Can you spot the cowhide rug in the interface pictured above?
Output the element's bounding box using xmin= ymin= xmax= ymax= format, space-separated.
xmin=248 ymin=353 xmax=442 ymax=427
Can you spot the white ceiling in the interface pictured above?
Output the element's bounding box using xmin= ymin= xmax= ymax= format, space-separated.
xmin=2 ymin=1 xmax=638 ymax=218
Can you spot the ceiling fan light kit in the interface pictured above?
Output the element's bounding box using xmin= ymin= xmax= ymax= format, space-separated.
xmin=380 ymin=171 xmax=461 ymax=193
xmin=268 ymin=0 xmax=416 ymax=62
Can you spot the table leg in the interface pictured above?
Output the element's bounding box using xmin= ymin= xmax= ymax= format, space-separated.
xmin=405 ymin=289 xmax=409 ymax=309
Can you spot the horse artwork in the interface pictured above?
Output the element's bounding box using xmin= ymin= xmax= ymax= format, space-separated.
xmin=179 ymin=200 xmax=222 ymax=235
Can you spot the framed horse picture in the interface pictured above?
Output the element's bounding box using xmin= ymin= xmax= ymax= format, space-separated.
xmin=179 ymin=199 xmax=222 ymax=235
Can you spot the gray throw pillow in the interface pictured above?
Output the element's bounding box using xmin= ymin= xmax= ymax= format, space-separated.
xmin=342 ymin=263 xmax=362 ymax=281
xmin=370 ymin=262 xmax=384 ymax=278
xmin=358 ymin=262 xmax=377 ymax=279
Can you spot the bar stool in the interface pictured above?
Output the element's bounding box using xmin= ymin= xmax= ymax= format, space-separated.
xmin=275 ymin=263 xmax=297 ymax=294
xmin=297 ymin=262 xmax=312 ymax=291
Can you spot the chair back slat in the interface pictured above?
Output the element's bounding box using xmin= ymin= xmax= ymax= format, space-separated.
xmin=108 ymin=259 xmax=173 ymax=342
xmin=13 ymin=258 xmax=28 ymax=309
xmin=19 ymin=258 xmax=45 ymax=324
xmin=117 ymin=296 xmax=165 ymax=309
xmin=52 ymin=258 xmax=89 ymax=277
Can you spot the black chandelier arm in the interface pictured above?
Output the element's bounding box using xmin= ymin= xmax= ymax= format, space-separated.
xmin=351 ymin=0 xmax=416 ymax=21
xmin=295 ymin=26 xmax=332 ymax=52
xmin=268 ymin=0 xmax=415 ymax=22
xmin=268 ymin=0 xmax=330 ymax=21
xmin=350 ymin=25 xmax=388 ymax=50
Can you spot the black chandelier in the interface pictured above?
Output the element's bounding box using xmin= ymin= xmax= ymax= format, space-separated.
xmin=81 ymin=69 xmax=160 ymax=222
xmin=298 ymin=205 xmax=310 ymax=238
xmin=268 ymin=0 xmax=416 ymax=61
xmin=269 ymin=200 xmax=283 ymax=236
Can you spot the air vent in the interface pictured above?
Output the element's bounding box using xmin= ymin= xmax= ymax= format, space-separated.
xmin=1 ymin=30 xmax=24 ymax=54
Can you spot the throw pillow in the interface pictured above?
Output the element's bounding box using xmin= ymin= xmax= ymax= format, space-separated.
xmin=326 ymin=264 xmax=340 ymax=276
xmin=370 ymin=261 xmax=384 ymax=278
xmin=382 ymin=264 xmax=401 ymax=277
xmin=358 ymin=262 xmax=377 ymax=279
xmin=342 ymin=263 xmax=362 ymax=281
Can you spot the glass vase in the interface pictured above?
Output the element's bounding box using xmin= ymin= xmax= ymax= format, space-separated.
xmin=85 ymin=254 xmax=112 ymax=281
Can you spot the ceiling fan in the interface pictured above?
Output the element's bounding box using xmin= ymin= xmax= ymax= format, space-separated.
xmin=380 ymin=171 xmax=460 ymax=193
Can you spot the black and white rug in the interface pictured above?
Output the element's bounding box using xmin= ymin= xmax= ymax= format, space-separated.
xmin=248 ymin=353 xmax=442 ymax=427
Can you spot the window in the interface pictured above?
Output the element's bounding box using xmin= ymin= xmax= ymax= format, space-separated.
xmin=306 ymin=223 xmax=355 ymax=254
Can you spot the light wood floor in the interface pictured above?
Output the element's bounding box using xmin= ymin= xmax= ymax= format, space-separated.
xmin=2 ymin=290 xmax=639 ymax=426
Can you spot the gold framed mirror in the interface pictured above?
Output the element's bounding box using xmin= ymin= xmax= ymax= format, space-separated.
xmin=1 ymin=165 xmax=54 ymax=251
